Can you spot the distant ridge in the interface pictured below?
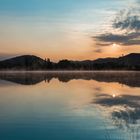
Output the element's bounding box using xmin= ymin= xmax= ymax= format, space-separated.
xmin=0 ymin=53 xmax=140 ymax=70
xmin=92 ymin=53 xmax=140 ymax=66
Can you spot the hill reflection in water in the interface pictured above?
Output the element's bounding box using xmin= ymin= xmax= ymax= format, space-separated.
xmin=0 ymin=71 xmax=139 ymax=87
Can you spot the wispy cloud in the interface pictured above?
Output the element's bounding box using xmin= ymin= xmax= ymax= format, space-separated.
xmin=93 ymin=48 xmax=103 ymax=53
xmin=113 ymin=9 xmax=140 ymax=31
xmin=94 ymin=0 xmax=140 ymax=47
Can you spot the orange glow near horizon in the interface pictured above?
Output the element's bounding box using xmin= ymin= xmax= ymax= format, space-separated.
xmin=1 ymin=36 xmax=140 ymax=61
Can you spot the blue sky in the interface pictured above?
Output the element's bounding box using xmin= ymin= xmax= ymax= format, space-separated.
xmin=0 ymin=0 xmax=126 ymax=13
xmin=0 ymin=0 xmax=139 ymax=61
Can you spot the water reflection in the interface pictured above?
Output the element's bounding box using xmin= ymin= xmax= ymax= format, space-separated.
xmin=93 ymin=93 xmax=140 ymax=139
xmin=0 ymin=71 xmax=139 ymax=87
xmin=0 ymin=71 xmax=139 ymax=140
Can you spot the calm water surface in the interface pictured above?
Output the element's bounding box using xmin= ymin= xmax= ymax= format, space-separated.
xmin=0 ymin=71 xmax=140 ymax=140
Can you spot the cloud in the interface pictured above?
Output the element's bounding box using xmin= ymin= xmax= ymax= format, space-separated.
xmin=93 ymin=48 xmax=103 ymax=53
xmin=113 ymin=9 xmax=140 ymax=31
xmin=94 ymin=3 xmax=140 ymax=47
xmin=94 ymin=32 xmax=140 ymax=46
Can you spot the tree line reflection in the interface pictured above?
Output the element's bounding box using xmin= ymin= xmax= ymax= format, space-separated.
xmin=0 ymin=71 xmax=139 ymax=87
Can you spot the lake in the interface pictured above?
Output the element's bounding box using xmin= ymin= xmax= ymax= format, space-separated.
xmin=0 ymin=71 xmax=140 ymax=140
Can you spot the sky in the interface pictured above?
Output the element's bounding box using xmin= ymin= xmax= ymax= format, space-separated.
xmin=0 ymin=0 xmax=140 ymax=61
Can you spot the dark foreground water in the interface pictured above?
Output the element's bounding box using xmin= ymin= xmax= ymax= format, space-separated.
xmin=0 ymin=71 xmax=140 ymax=140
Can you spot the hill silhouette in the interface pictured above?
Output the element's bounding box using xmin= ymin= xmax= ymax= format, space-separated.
xmin=0 ymin=55 xmax=47 ymax=70
xmin=0 ymin=53 xmax=140 ymax=70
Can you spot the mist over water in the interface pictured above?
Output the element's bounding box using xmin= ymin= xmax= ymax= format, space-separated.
xmin=0 ymin=71 xmax=140 ymax=140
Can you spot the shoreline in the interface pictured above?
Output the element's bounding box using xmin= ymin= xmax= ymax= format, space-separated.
xmin=0 ymin=70 xmax=139 ymax=73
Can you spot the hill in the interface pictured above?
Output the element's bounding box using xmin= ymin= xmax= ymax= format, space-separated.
xmin=0 ymin=53 xmax=140 ymax=70
xmin=0 ymin=55 xmax=46 ymax=70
